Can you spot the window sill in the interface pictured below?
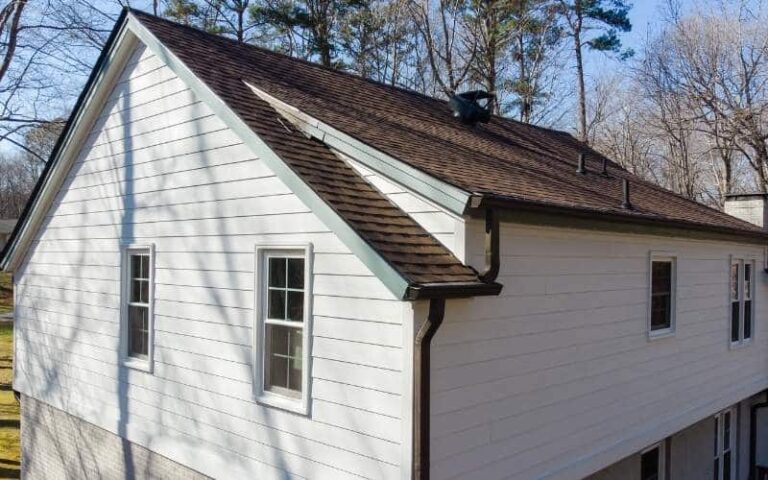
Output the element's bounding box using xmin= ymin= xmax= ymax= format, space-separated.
xmin=256 ymin=390 xmax=308 ymax=416
xmin=122 ymin=357 xmax=153 ymax=373
xmin=730 ymin=339 xmax=753 ymax=350
xmin=648 ymin=328 xmax=675 ymax=341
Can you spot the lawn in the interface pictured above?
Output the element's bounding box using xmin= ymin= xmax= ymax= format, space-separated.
xmin=0 ymin=274 xmax=11 ymax=315
xmin=0 ymin=275 xmax=19 ymax=479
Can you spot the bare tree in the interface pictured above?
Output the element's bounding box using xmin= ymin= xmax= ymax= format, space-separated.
xmin=408 ymin=0 xmax=477 ymax=96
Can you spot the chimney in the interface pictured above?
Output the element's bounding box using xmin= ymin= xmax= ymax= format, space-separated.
xmin=724 ymin=193 xmax=768 ymax=229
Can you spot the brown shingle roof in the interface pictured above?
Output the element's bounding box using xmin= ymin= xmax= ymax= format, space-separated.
xmin=132 ymin=10 xmax=767 ymax=240
xmin=129 ymin=10 xmax=489 ymax=294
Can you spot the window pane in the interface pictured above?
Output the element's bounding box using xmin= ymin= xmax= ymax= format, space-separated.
xmin=289 ymin=329 xmax=303 ymax=392
xmin=128 ymin=305 xmax=148 ymax=358
xmin=268 ymin=289 xmax=286 ymax=320
xmin=265 ymin=324 xmax=302 ymax=395
xmin=745 ymin=301 xmax=753 ymax=339
xmin=651 ymin=294 xmax=671 ymax=330
xmin=745 ymin=263 xmax=753 ymax=300
xmin=731 ymin=303 xmax=741 ymax=342
xmin=131 ymin=255 xmax=142 ymax=279
xmin=723 ymin=451 xmax=731 ymax=480
xmin=731 ymin=264 xmax=739 ymax=301
xmin=141 ymin=254 xmax=149 ymax=280
xmin=724 ymin=412 xmax=731 ymax=450
xmin=714 ymin=459 xmax=719 ymax=480
xmin=652 ymin=261 xmax=672 ymax=295
xmin=287 ymin=291 xmax=304 ymax=322
xmin=287 ymin=258 xmax=304 ymax=289
xmin=269 ymin=258 xmax=286 ymax=288
xmin=714 ymin=416 xmax=719 ymax=456
xmin=640 ymin=447 xmax=659 ymax=480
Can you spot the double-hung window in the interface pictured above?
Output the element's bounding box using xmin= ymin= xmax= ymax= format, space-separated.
xmin=255 ymin=245 xmax=312 ymax=413
xmin=731 ymin=258 xmax=754 ymax=345
xmin=650 ymin=255 xmax=676 ymax=336
xmin=714 ymin=408 xmax=736 ymax=480
xmin=121 ymin=245 xmax=154 ymax=371
xmin=641 ymin=442 xmax=665 ymax=480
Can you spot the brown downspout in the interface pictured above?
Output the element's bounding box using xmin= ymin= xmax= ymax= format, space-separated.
xmin=412 ymin=208 xmax=500 ymax=479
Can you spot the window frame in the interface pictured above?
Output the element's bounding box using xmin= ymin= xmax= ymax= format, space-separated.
xmin=640 ymin=441 xmax=666 ymax=480
xmin=119 ymin=244 xmax=155 ymax=372
xmin=253 ymin=243 xmax=313 ymax=415
xmin=648 ymin=253 xmax=677 ymax=339
xmin=730 ymin=256 xmax=756 ymax=347
xmin=714 ymin=407 xmax=736 ymax=480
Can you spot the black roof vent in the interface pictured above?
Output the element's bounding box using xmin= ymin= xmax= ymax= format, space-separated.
xmin=449 ymin=91 xmax=494 ymax=125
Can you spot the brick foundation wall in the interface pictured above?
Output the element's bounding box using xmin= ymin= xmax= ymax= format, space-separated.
xmin=20 ymin=394 xmax=210 ymax=480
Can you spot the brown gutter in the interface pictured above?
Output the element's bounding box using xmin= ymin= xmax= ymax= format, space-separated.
xmin=412 ymin=208 xmax=501 ymax=479
xmin=472 ymin=193 xmax=768 ymax=244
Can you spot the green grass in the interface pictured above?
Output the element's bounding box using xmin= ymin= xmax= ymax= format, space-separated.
xmin=0 ymin=274 xmax=11 ymax=315
xmin=0 ymin=323 xmax=18 ymax=478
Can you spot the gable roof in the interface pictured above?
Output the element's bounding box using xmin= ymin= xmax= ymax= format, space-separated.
xmin=0 ymin=9 xmax=498 ymax=300
xmin=130 ymin=9 xmax=767 ymax=241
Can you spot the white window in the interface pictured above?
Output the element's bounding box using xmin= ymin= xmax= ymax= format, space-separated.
xmin=641 ymin=442 xmax=666 ymax=480
xmin=254 ymin=245 xmax=312 ymax=413
xmin=121 ymin=245 xmax=154 ymax=371
xmin=714 ymin=408 xmax=736 ymax=480
xmin=731 ymin=258 xmax=755 ymax=345
xmin=649 ymin=255 xmax=676 ymax=336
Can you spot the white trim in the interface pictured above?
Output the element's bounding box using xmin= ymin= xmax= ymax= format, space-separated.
xmin=648 ymin=252 xmax=677 ymax=339
xmin=253 ymin=243 xmax=313 ymax=415
xmin=640 ymin=441 xmax=666 ymax=480
xmin=119 ymin=243 xmax=155 ymax=373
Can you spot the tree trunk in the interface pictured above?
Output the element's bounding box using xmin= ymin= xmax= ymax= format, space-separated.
xmin=574 ymin=28 xmax=587 ymax=143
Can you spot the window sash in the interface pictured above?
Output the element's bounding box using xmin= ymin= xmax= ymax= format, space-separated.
xmin=714 ymin=409 xmax=736 ymax=480
xmin=650 ymin=257 xmax=675 ymax=333
xmin=122 ymin=247 xmax=153 ymax=367
xmin=255 ymin=247 xmax=311 ymax=412
xmin=641 ymin=442 xmax=665 ymax=480
xmin=731 ymin=259 xmax=755 ymax=344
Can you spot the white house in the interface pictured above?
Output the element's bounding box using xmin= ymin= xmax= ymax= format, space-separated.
xmin=3 ymin=8 xmax=768 ymax=480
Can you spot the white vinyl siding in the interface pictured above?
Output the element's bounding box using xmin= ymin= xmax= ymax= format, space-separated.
xmin=430 ymin=223 xmax=768 ymax=480
xmin=13 ymin=43 xmax=407 ymax=480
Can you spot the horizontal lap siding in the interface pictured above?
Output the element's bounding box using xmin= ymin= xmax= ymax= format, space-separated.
xmin=14 ymin=44 xmax=406 ymax=480
xmin=431 ymin=223 xmax=768 ymax=480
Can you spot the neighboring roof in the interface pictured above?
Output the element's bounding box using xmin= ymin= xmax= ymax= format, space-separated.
xmin=129 ymin=10 xmax=767 ymax=240
xmin=0 ymin=220 xmax=16 ymax=235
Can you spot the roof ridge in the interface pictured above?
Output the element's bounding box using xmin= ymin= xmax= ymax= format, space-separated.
xmin=126 ymin=8 xmax=574 ymax=138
